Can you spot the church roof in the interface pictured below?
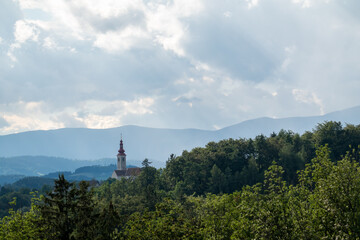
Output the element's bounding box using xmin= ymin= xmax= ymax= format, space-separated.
xmin=113 ymin=168 xmax=141 ymax=177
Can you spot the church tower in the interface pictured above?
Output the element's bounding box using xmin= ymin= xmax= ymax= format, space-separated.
xmin=117 ymin=138 xmax=126 ymax=170
xmin=112 ymin=136 xmax=141 ymax=180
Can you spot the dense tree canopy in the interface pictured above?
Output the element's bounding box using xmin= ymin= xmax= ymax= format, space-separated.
xmin=1 ymin=121 xmax=360 ymax=239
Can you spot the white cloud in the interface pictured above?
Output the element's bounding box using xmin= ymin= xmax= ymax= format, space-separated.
xmin=293 ymin=0 xmax=312 ymax=8
xmin=170 ymin=0 xmax=203 ymax=53
xmin=14 ymin=20 xmax=39 ymax=43
xmin=292 ymin=89 xmax=324 ymax=114
xmin=60 ymin=98 xmax=155 ymax=129
xmin=2 ymin=114 xmax=64 ymax=134
xmin=16 ymin=0 xmax=45 ymax=10
xmin=146 ymin=4 xmax=186 ymax=56
xmin=67 ymin=98 xmax=155 ymax=127
xmin=246 ymin=0 xmax=259 ymax=9
xmin=0 ymin=98 xmax=154 ymax=134
xmin=7 ymin=20 xmax=41 ymax=63
xmin=292 ymin=0 xmax=330 ymax=8
xmin=71 ymin=0 xmax=144 ymax=19
xmin=7 ymin=48 xmax=18 ymax=63
xmin=93 ymin=27 xmax=149 ymax=52
xmin=12 ymin=0 xmax=203 ymax=56
xmin=280 ymin=45 xmax=297 ymax=72
xmin=42 ymin=37 xmax=57 ymax=49
xmin=0 ymin=101 xmax=63 ymax=134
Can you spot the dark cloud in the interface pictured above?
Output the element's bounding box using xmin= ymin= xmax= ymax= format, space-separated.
xmin=0 ymin=41 xmax=191 ymax=109
xmin=185 ymin=17 xmax=278 ymax=82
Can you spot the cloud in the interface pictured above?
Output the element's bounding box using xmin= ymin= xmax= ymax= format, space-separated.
xmin=292 ymin=0 xmax=312 ymax=8
xmin=14 ymin=20 xmax=39 ymax=43
xmin=0 ymin=98 xmax=155 ymax=134
xmin=0 ymin=0 xmax=22 ymax=41
xmin=246 ymin=0 xmax=259 ymax=9
xmin=62 ymin=98 xmax=155 ymax=129
xmin=0 ymin=117 xmax=9 ymax=128
xmin=53 ymin=113 xmax=86 ymax=128
xmin=93 ymin=26 xmax=150 ymax=52
xmin=1 ymin=0 xmax=360 ymax=134
xmin=172 ymin=96 xmax=201 ymax=108
xmin=9 ymin=0 xmax=203 ymax=56
xmin=2 ymin=114 xmax=63 ymax=134
xmin=0 ymin=101 xmax=64 ymax=134
xmin=292 ymin=89 xmax=324 ymax=115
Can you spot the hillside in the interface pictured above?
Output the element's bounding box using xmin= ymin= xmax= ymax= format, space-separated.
xmin=0 ymin=156 xmax=142 ymax=180
xmin=0 ymin=105 xmax=359 ymax=167
xmin=2 ymin=120 xmax=360 ymax=239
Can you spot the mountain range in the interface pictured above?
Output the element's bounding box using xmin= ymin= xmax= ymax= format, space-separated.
xmin=0 ymin=105 xmax=359 ymax=171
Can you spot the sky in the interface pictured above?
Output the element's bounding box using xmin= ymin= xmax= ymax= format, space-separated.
xmin=0 ymin=0 xmax=360 ymax=135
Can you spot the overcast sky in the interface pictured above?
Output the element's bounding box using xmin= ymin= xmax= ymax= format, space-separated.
xmin=0 ymin=0 xmax=359 ymax=135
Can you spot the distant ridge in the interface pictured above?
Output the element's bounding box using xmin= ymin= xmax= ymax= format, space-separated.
xmin=0 ymin=105 xmax=359 ymax=168
xmin=218 ymin=105 xmax=360 ymax=139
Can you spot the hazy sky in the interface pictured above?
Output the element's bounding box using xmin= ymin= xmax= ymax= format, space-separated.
xmin=0 ymin=0 xmax=359 ymax=135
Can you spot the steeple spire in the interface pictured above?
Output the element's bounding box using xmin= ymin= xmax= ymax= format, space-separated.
xmin=118 ymin=135 xmax=126 ymax=156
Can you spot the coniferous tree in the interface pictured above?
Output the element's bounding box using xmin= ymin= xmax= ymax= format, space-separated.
xmin=40 ymin=175 xmax=97 ymax=240
xmin=40 ymin=174 xmax=77 ymax=240
xmin=208 ymin=164 xmax=225 ymax=194
xmin=138 ymin=159 xmax=159 ymax=210
xmin=96 ymin=201 xmax=120 ymax=239
xmin=71 ymin=181 xmax=97 ymax=240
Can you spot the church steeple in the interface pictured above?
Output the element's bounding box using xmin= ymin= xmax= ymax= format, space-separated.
xmin=112 ymin=135 xmax=141 ymax=180
xmin=118 ymin=138 xmax=126 ymax=156
xmin=117 ymin=136 xmax=126 ymax=170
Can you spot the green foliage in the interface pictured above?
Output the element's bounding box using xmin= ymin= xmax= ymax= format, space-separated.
xmin=2 ymin=121 xmax=360 ymax=239
xmin=39 ymin=175 xmax=99 ymax=240
xmin=71 ymin=181 xmax=97 ymax=240
xmin=209 ymin=164 xmax=226 ymax=194
xmin=138 ymin=159 xmax=159 ymax=210
xmin=115 ymin=144 xmax=360 ymax=239
xmin=0 ymin=185 xmax=50 ymax=218
xmin=163 ymin=122 xmax=360 ymax=196
xmin=0 ymin=194 xmax=48 ymax=239
xmin=11 ymin=177 xmax=54 ymax=190
xmin=40 ymin=175 xmax=77 ymax=239
xmin=96 ymin=201 xmax=120 ymax=239
xmin=116 ymin=197 xmax=205 ymax=240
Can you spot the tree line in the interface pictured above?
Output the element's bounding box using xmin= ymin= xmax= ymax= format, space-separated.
xmin=1 ymin=121 xmax=360 ymax=239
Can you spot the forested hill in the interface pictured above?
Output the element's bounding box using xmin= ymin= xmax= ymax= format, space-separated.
xmin=163 ymin=121 xmax=360 ymax=194
xmin=0 ymin=105 xmax=359 ymax=163
xmin=1 ymin=121 xmax=360 ymax=239
xmin=0 ymin=156 xmax=143 ymax=177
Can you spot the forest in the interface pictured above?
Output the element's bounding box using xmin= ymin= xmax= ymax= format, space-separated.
xmin=1 ymin=121 xmax=360 ymax=239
